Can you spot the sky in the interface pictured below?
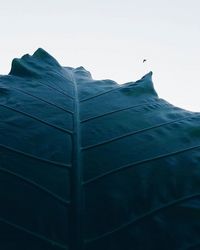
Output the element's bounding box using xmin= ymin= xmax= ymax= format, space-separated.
xmin=0 ymin=0 xmax=199 ymax=111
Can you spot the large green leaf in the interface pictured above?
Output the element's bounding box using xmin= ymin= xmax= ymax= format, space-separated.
xmin=0 ymin=48 xmax=200 ymax=250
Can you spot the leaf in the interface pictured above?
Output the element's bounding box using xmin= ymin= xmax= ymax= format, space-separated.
xmin=0 ymin=48 xmax=200 ymax=250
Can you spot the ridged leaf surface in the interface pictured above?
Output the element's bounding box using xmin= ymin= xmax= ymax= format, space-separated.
xmin=0 ymin=48 xmax=200 ymax=250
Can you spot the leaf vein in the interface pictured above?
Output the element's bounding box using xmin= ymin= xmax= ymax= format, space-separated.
xmin=83 ymin=144 xmax=200 ymax=184
xmin=0 ymin=103 xmax=73 ymax=134
xmin=0 ymin=166 xmax=70 ymax=205
xmin=0 ymin=144 xmax=71 ymax=169
xmin=0 ymin=217 xmax=67 ymax=249
xmin=85 ymin=193 xmax=200 ymax=243
xmin=82 ymin=114 xmax=199 ymax=150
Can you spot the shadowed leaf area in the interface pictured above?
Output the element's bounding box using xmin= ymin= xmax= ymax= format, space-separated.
xmin=0 ymin=48 xmax=200 ymax=250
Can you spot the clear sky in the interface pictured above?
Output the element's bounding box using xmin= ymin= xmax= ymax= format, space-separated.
xmin=0 ymin=0 xmax=199 ymax=111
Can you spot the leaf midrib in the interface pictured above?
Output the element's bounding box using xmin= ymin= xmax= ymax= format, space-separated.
xmin=69 ymin=70 xmax=84 ymax=250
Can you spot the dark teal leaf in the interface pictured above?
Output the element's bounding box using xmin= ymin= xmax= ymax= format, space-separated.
xmin=0 ymin=48 xmax=200 ymax=250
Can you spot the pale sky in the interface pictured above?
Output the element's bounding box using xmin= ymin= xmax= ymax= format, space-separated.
xmin=0 ymin=0 xmax=200 ymax=111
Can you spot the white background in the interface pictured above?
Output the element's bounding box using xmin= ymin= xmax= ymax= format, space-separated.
xmin=0 ymin=0 xmax=199 ymax=111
